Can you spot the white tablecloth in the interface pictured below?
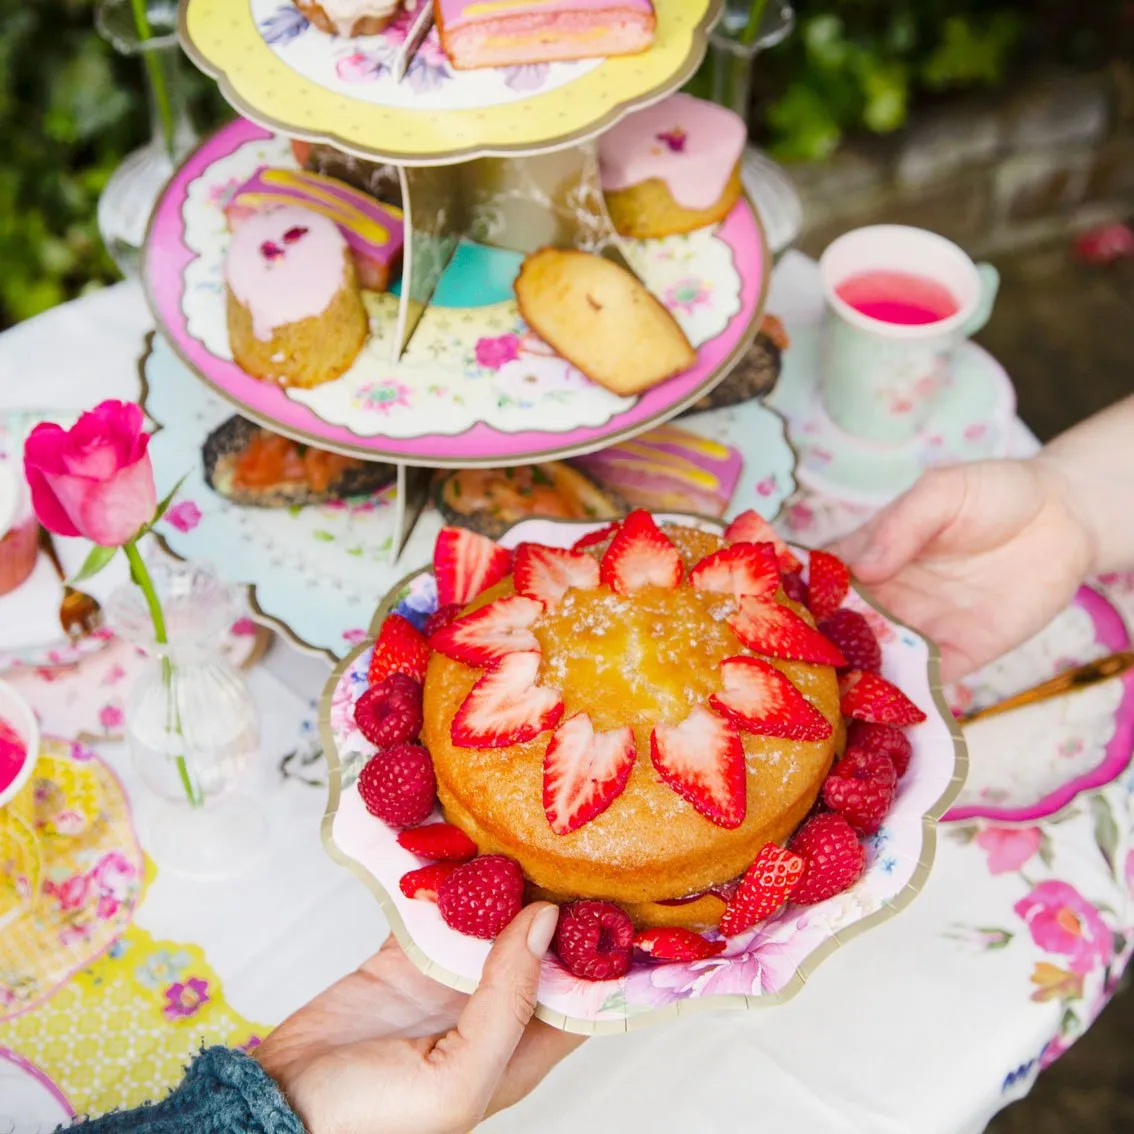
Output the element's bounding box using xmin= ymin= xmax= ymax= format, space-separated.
xmin=2 ymin=257 xmax=1132 ymax=1134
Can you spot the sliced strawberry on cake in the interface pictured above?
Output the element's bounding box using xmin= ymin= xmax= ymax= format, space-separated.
xmin=429 ymin=595 xmax=543 ymax=667
xmin=543 ymin=713 xmax=636 ymax=835
xmin=434 ymin=526 xmax=513 ymax=607
xmin=724 ymin=509 xmax=802 ymax=573
xmin=650 ymin=706 xmax=746 ymax=829
xmin=689 ymin=542 xmax=779 ymax=602
xmin=572 ymin=522 xmax=620 ymax=551
xmin=709 ymin=656 xmax=832 ymax=742
xmin=600 ymin=509 xmax=683 ymax=595
xmin=634 ymin=927 xmax=726 ymax=961
xmin=451 ymin=651 xmax=564 ymax=748
xmin=514 ymin=543 xmax=600 ymax=610
xmin=728 ymin=597 xmax=847 ymax=666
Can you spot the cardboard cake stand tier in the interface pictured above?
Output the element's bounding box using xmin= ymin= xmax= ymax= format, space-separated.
xmin=179 ymin=0 xmax=722 ymax=165
xmin=143 ymin=118 xmax=771 ymax=497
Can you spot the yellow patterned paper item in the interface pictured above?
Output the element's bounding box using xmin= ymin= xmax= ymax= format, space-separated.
xmin=0 ymin=739 xmax=140 ymax=1018
xmin=0 ymin=923 xmax=266 ymax=1121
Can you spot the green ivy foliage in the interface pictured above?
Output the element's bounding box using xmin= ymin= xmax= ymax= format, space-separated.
xmin=0 ymin=0 xmax=1128 ymax=328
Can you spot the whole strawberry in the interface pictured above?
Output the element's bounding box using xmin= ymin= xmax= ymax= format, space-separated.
xmin=719 ymin=843 xmax=805 ymax=936
xmin=438 ymin=855 xmax=524 ymax=940
xmin=817 ymin=609 xmax=881 ymax=675
xmin=553 ymin=900 xmax=634 ymax=981
xmin=789 ymin=813 xmax=866 ymax=904
xmin=846 ymin=720 xmax=913 ymax=778
xmin=357 ymin=744 xmax=436 ymax=828
xmin=822 ymin=748 xmax=897 ymax=835
xmin=368 ymin=614 xmax=431 ymax=686
xmin=354 ymin=673 xmax=423 ymax=748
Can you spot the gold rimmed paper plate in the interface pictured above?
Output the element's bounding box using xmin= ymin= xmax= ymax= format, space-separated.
xmin=318 ymin=515 xmax=967 ymax=1034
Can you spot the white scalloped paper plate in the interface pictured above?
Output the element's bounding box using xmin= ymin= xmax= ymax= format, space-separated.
xmin=319 ymin=516 xmax=966 ymax=1033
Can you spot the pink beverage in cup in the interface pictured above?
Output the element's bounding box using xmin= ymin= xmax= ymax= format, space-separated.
xmin=0 ymin=719 xmax=26 ymax=795
xmin=835 ymin=270 xmax=960 ymax=327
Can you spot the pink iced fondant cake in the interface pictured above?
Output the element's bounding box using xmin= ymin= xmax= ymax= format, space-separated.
xmin=572 ymin=423 xmax=743 ymax=517
xmin=226 ymin=167 xmax=404 ymax=293
xmin=598 ymin=92 xmax=747 ymax=213
xmin=434 ymin=0 xmax=655 ymax=70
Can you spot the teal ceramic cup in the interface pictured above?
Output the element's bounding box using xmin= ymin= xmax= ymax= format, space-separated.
xmin=818 ymin=225 xmax=1000 ymax=445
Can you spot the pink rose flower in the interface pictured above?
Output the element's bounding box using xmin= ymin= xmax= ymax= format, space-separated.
xmin=165 ymin=501 xmax=202 ymax=533
xmin=976 ymin=826 xmax=1042 ymax=875
xmin=1014 ymin=881 xmax=1113 ymax=975
xmin=475 ymin=334 xmax=521 ymax=370
xmin=24 ymin=400 xmax=156 ymax=547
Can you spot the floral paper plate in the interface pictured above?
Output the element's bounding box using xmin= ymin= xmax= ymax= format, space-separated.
xmin=945 ymin=585 xmax=1134 ymax=824
xmin=319 ymin=516 xmax=966 ymax=1033
xmin=182 ymin=0 xmax=719 ymax=163
xmin=144 ymin=118 xmax=770 ymax=467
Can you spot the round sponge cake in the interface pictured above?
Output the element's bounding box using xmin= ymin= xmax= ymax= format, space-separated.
xmin=422 ymin=526 xmax=840 ymax=929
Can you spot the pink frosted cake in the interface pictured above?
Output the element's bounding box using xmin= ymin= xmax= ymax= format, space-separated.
xmin=435 ymin=0 xmax=655 ymax=70
xmin=225 ymin=206 xmax=369 ymax=389
xmin=599 ymin=92 xmax=748 ymax=238
xmin=226 ymin=167 xmax=405 ymax=293
xmin=572 ymin=424 xmax=743 ymax=517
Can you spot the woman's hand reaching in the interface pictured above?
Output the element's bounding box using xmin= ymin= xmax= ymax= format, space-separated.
xmin=829 ymin=458 xmax=1095 ymax=682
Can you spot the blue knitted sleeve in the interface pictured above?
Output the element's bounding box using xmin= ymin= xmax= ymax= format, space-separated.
xmin=60 ymin=1046 xmax=307 ymax=1133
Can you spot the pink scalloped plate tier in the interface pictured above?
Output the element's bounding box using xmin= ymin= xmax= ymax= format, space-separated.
xmin=144 ymin=118 xmax=770 ymax=467
xmin=945 ymin=585 xmax=1134 ymax=825
xmin=319 ymin=515 xmax=966 ymax=1033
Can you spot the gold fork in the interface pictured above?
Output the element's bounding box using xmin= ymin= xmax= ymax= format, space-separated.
xmin=38 ymin=527 xmax=104 ymax=641
xmin=957 ymin=651 xmax=1134 ymax=725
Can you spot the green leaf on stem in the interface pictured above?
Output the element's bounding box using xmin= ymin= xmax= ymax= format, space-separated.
xmin=70 ymin=543 xmax=117 ymax=583
xmin=151 ymin=473 xmax=189 ymax=528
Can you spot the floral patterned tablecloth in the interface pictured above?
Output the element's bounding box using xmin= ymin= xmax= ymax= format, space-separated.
xmin=2 ymin=259 xmax=1133 ymax=1134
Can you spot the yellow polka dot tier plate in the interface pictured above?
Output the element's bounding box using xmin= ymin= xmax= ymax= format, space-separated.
xmin=180 ymin=0 xmax=721 ymax=163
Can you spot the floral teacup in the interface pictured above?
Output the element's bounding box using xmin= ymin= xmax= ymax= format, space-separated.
xmin=818 ymin=225 xmax=999 ymax=445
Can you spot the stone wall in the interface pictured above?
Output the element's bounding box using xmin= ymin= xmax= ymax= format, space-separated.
xmin=791 ymin=65 xmax=1134 ymax=259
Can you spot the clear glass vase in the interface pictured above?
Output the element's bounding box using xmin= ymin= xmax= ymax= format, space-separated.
xmin=108 ymin=559 xmax=266 ymax=879
xmin=96 ymin=0 xmax=199 ymax=278
xmin=689 ymin=2 xmax=803 ymax=257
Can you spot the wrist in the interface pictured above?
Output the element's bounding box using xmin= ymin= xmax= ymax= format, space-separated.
xmin=1031 ymin=449 xmax=1103 ymax=576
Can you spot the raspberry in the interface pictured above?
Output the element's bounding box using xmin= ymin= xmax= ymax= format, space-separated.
xmin=817 ymin=609 xmax=881 ymax=674
xmin=822 ymin=748 xmax=897 ymax=835
xmin=789 ymin=813 xmax=866 ymax=905
xmin=397 ymin=822 xmax=477 ymax=862
xmin=553 ymin=900 xmax=634 ymax=981
xmin=354 ymin=673 xmax=423 ymax=748
xmin=423 ymin=603 xmax=464 ymax=638
xmin=846 ymin=720 xmax=913 ymax=778
xmin=357 ymin=744 xmax=436 ymax=829
xmin=437 ymin=855 xmax=524 ymax=940
xmin=780 ymin=570 xmax=808 ymax=606
xmin=400 ymin=862 xmax=459 ymax=902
